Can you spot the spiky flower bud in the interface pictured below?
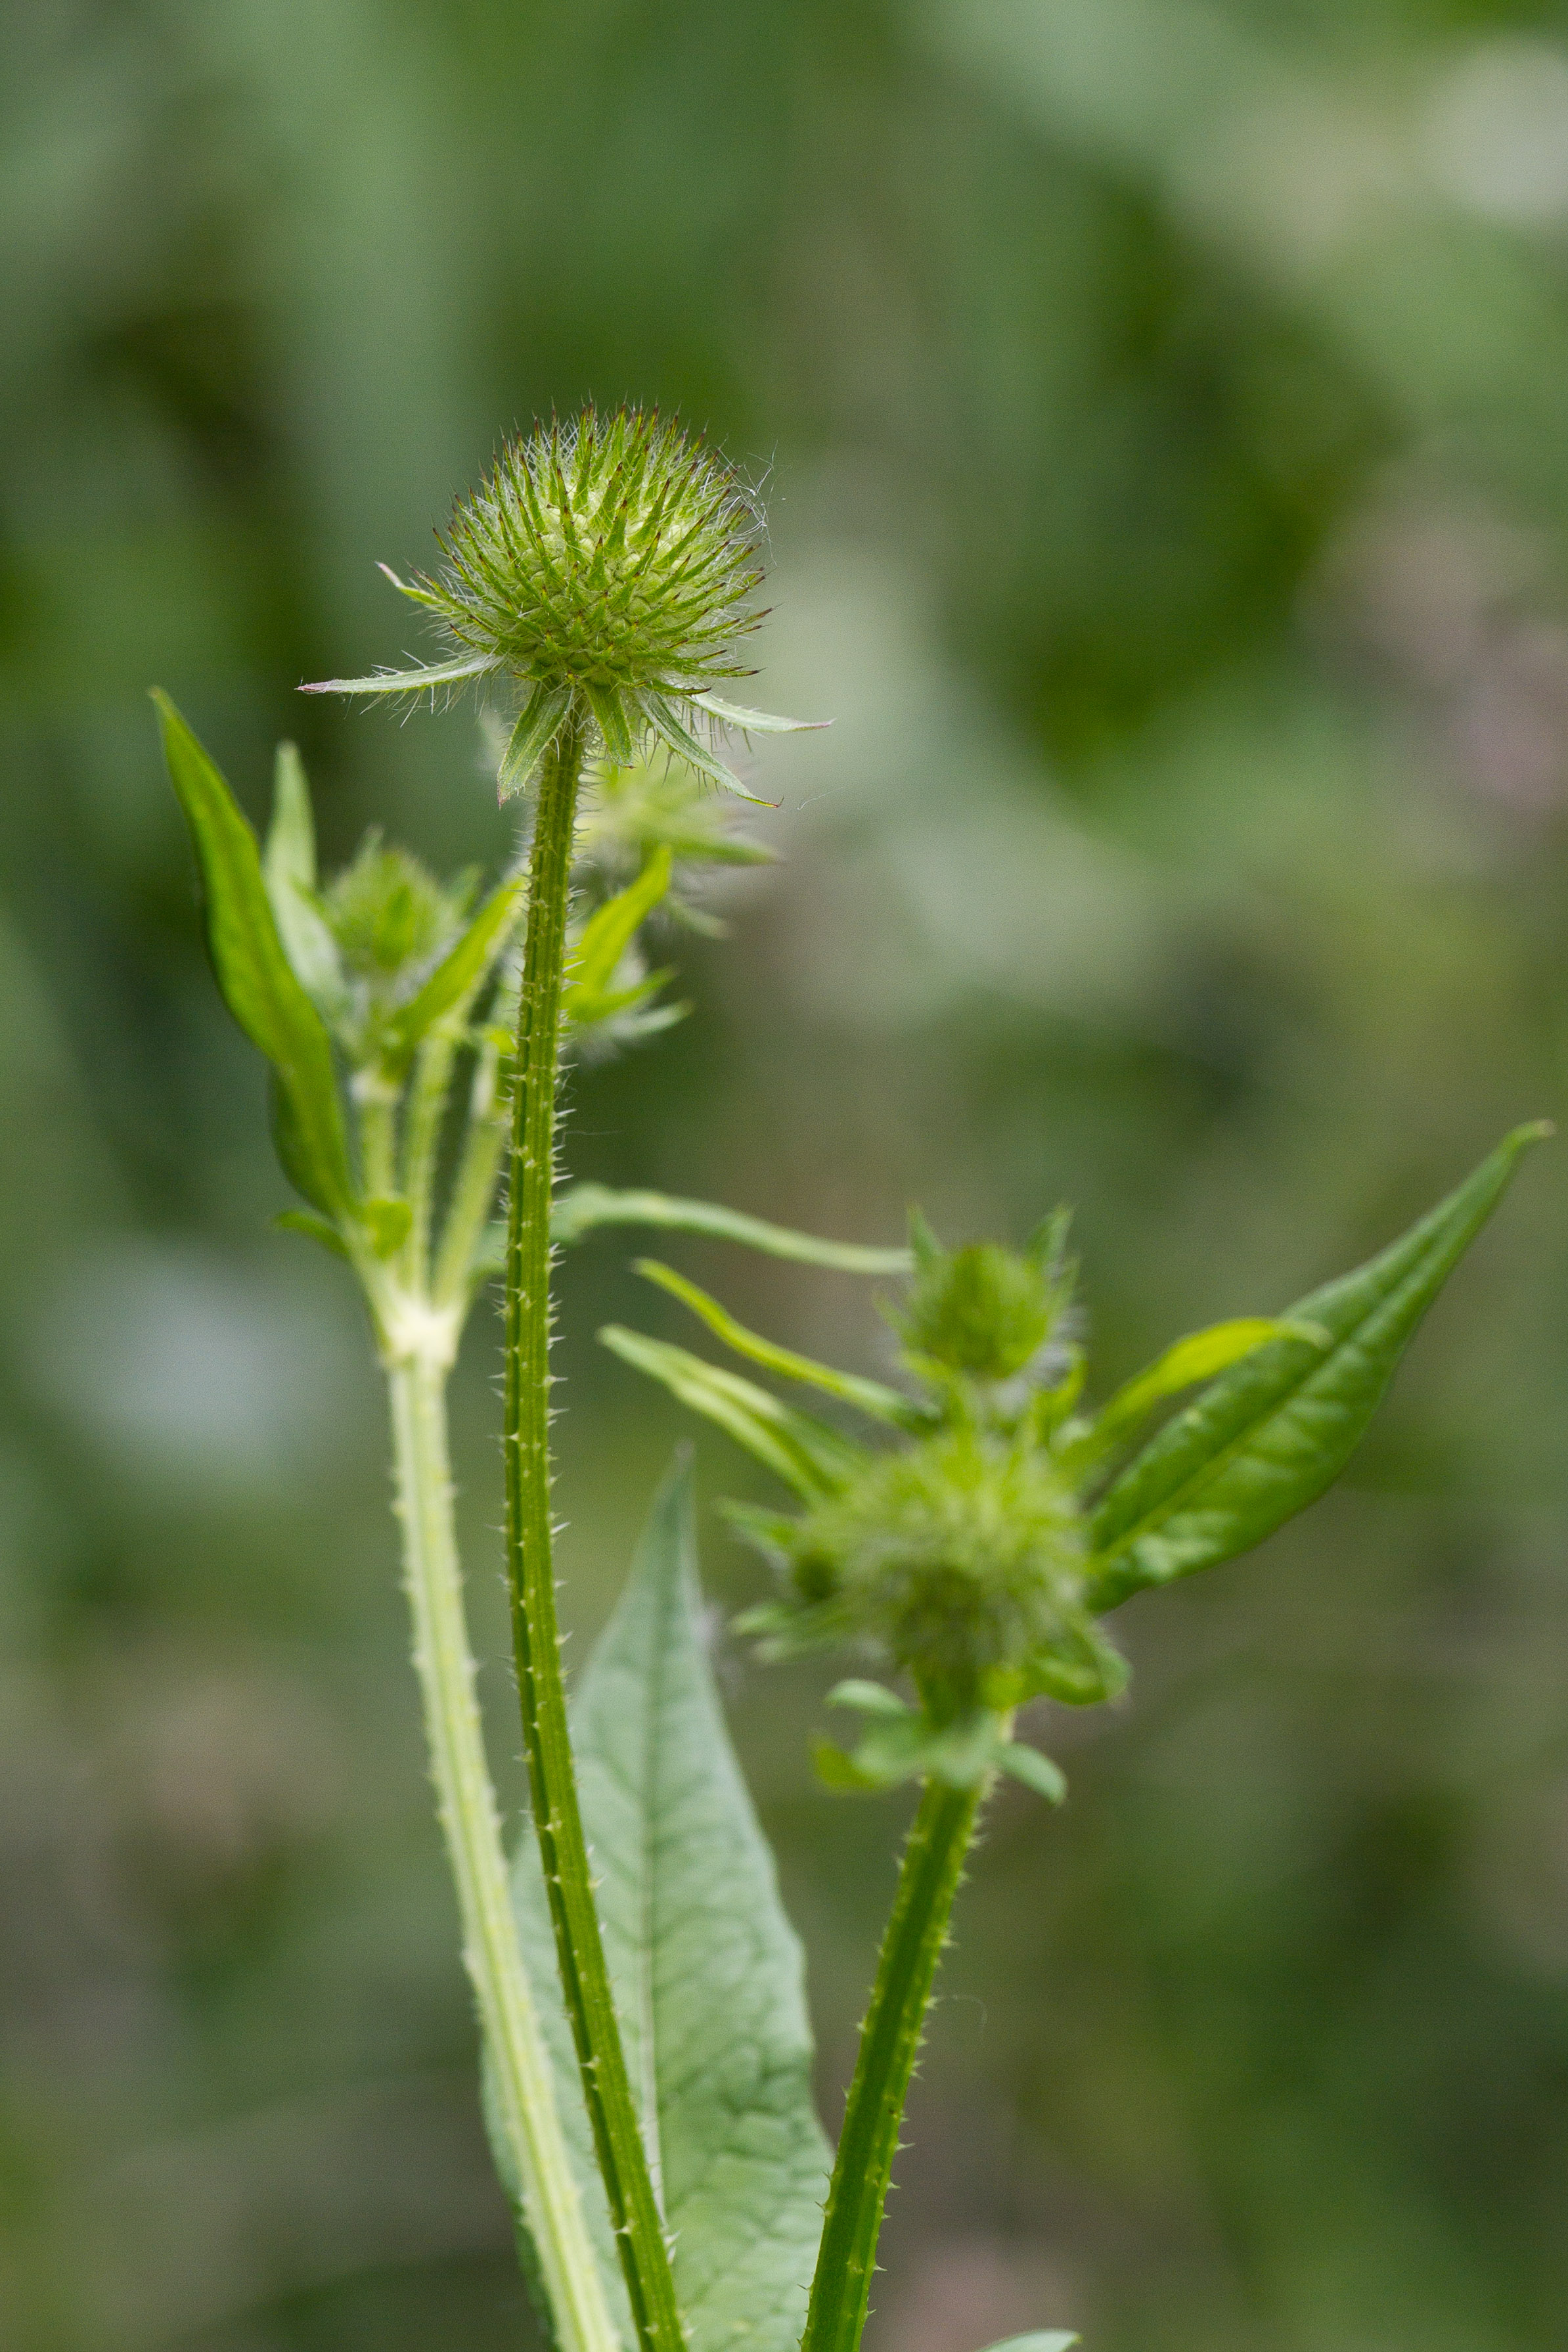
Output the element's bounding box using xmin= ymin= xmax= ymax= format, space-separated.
xmin=268 ymin=825 xmax=485 ymax=1072
xmin=766 ymin=1428 xmax=1119 ymax=1721
xmin=898 ymin=1215 xmax=1075 ymax=1386
xmin=305 ymin=407 xmax=820 ymax=801
xmin=324 ymin=832 xmax=476 ymax=987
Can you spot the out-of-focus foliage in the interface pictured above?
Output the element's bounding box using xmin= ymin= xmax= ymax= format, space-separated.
xmin=3 ymin=4 xmax=1568 ymax=2351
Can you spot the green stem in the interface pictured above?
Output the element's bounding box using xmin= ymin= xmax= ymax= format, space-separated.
xmin=386 ymin=1349 xmax=619 ymax=2352
xmin=357 ymin=1075 xmax=399 ymax=1198
xmin=504 ymin=715 xmax=685 ymax=2352
xmin=801 ymin=1777 xmax=983 ymax=2352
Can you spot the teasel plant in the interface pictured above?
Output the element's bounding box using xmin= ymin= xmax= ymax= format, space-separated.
xmin=156 ymin=403 xmax=1548 ymax=2352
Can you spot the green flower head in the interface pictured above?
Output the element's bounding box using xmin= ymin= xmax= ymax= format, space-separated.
xmin=760 ymin=1426 xmax=1119 ymax=1722
xmin=305 ymin=406 xmax=822 ymax=802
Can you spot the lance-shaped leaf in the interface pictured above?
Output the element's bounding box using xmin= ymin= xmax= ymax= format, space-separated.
xmin=566 ymin=847 xmax=673 ymax=1027
xmin=378 ymin=872 xmax=526 ymax=1075
xmin=154 ymin=692 xmax=355 ymax=1221
xmin=600 ymin=1326 xmax=861 ymax=1497
xmin=501 ymin=1463 xmax=833 ymax=2352
xmin=633 ymin=1258 xmax=923 ymax=1428
xmin=263 ymin=744 xmax=349 ymax=1022
xmin=1088 ymin=1124 xmax=1549 ymax=1611
xmin=553 ymin=1182 xmax=912 ymax=1273
xmin=1058 ymin=1315 xmax=1326 ymax=1478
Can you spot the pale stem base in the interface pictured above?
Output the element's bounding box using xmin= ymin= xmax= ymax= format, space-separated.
xmin=388 ymin=1349 xmax=619 ymax=2352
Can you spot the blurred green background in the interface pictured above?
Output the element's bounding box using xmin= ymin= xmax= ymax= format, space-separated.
xmin=5 ymin=3 xmax=1568 ymax=2347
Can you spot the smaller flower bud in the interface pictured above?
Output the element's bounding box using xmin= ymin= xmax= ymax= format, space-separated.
xmin=896 ymin=1211 xmax=1076 ymax=1387
xmin=324 ymin=832 xmax=476 ymax=989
